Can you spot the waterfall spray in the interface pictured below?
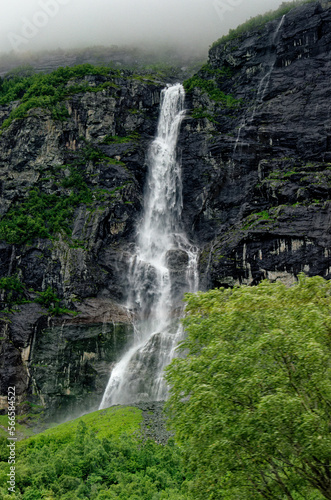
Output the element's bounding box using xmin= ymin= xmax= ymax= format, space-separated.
xmin=99 ymin=84 xmax=198 ymax=409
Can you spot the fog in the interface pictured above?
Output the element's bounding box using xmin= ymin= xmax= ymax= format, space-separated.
xmin=1 ymin=0 xmax=286 ymax=56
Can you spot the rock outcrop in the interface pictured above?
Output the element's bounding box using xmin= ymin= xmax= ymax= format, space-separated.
xmin=0 ymin=1 xmax=330 ymax=421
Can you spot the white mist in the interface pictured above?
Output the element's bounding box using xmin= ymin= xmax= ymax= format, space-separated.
xmin=99 ymin=84 xmax=198 ymax=409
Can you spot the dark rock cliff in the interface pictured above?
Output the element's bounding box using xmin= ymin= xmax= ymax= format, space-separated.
xmin=0 ymin=1 xmax=330 ymax=421
xmin=0 ymin=71 xmax=166 ymax=419
xmin=180 ymin=0 xmax=331 ymax=290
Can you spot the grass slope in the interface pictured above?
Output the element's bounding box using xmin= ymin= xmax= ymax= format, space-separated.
xmin=0 ymin=406 xmax=190 ymax=500
xmin=39 ymin=405 xmax=142 ymax=442
xmin=0 ymin=415 xmax=35 ymax=440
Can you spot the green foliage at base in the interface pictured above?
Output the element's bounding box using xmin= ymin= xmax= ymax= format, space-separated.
xmin=40 ymin=405 xmax=143 ymax=442
xmin=211 ymin=0 xmax=315 ymax=48
xmin=0 ymin=406 xmax=190 ymax=499
xmin=166 ymin=275 xmax=331 ymax=499
xmin=0 ymin=416 xmax=35 ymax=440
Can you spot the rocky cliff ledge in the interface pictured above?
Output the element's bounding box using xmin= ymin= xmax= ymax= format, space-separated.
xmin=0 ymin=1 xmax=330 ymax=420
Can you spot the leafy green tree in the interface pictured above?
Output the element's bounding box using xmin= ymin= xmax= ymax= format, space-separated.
xmin=166 ymin=275 xmax=331 ymax=499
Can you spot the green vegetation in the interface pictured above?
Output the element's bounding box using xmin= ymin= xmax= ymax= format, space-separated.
xmin=183 ymin=63 xmax=241 ymax=111
xmin=0 ymin=185 xmax=89 ymax=244
xmin=212 ymin=1 xmax=316 ymax=48
xmin=101 ymin=132 xmax=140 ymax=145
xmin=81 ymin=143 xmax=113 ymax=164
xmin=0 ymin=406 xmax=190 ymax=499
xmin=242 ymin=209 xmax=275 ymax=229
xmin=0 ymin=141 xmax=129 ymax=245
xmin=0 ymin=275 xmax=25 ymax=294
xmin=199 ymin=64 xmax=233 ymax=79
xmin=0 ymin=63 xmax=121 ymax=130
xmin=253 ymin=209 xmax=271 ymax=221
xmin=81 ymin=143 xmax=125 ymax=165
xmin=166 ymin=275 xmax=331 ymax=499
xmin=40 ymin=405 xmax=143 ymax=442
xmin=0 ymin=275 xmax=29 ymax=312
xmin=191 ymin=108 xmax=219 ymax=124
xmin=183 ymin=75 xmax=241 ymax=108
xmin=34 ymin=286 xmax=76 ymax=316
xmin=0 ymin=416 xmax=34 ymax=440
xmin=0 ymin=278 xmax=75 ymax=316
xmin=50 ymin=103 xmax=70 ymax=121
xmin=238 ymin=208 xmax=279 ymax=230
xmin=140 ymin=62 xmax=190 ymax=80
xmin=257 ymin=161 xmax=331 ymax=206
xmin=2 ymin=277 xmax=331 ymax=498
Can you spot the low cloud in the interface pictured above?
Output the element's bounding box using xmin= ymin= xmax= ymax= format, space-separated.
xmin=1 ymin=0 xmax=285 ymax=56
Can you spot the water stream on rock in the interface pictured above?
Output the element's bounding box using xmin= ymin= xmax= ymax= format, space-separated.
xmin=251 ymin=15 xmax=286 ymax=117
xmin=234 ymin=15 xmax=286 ymax=152
xmin=99 ymin=84 xmax=198 ymax=409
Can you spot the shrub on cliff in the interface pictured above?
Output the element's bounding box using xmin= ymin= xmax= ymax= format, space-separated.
xmin=212 ymin=0 xmax=316 ymax=48
xmin=0 ymin=63 xmax=120 ymax=130
xmin=166 ymin=275 xmax=331 ymax=499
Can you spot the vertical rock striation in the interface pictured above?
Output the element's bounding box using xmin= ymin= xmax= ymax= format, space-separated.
xmin=0 ymin=1 xmax=331 ymax=420
xmin=180 ymin=1 xmax=331 ymax=289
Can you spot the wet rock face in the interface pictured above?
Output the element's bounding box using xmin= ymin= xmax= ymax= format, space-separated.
xmin=180 ymin=1 xmax=331 ymax=289
xmin=0 ymin=298 xmax=134 ymax=420
xmin=166 ymin=249 xmax=189 ymax=270
xmin=29 ymin=321 xmax=134 ymax=422
xmin=166 ymin=249 xmax=191 ymax=304
xmin=1 ymin=2 xmax=331 ymax=418
xmin=0 ymin=73 xmax=165 ymax=417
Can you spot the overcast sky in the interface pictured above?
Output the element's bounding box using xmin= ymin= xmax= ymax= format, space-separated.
xmin=1 ymin=0 xmax=286 ymax=55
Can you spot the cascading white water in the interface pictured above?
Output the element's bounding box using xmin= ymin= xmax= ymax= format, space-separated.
xmin=99 ymin=83 xmax=198 ymax=409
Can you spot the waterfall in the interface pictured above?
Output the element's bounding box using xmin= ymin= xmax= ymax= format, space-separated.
xmin=254 ymin=15 xmax=286 ymax=105
xmin=234 ymin=15 xmax=286 ymax=153
xmin=99 ymin=83 xmax=198 ymax=409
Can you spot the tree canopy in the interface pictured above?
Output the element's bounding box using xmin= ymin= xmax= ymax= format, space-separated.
xmin=165 ymin=275 xmax=331 ymax=499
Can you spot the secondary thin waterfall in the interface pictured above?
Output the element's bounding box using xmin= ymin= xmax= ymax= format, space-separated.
xmin=99 ymin=83 xmax=198 ymax=409
xmin=234 ymin=15 xmax=286 ymax=152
